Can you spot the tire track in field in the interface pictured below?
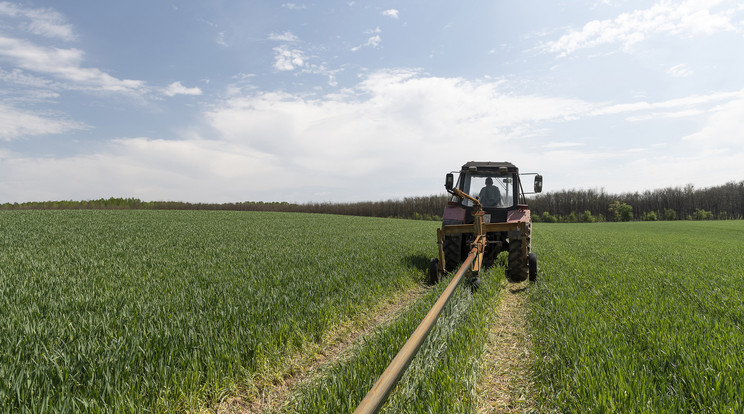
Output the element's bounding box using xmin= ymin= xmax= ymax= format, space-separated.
xmin=214 ymin=284 xmax=427 ymax=414
xmin=479 ymin=280 xmax=535 ymax=413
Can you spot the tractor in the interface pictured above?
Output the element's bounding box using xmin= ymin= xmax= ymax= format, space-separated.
xmin=428 ymin=161 xmax=542 ymax=285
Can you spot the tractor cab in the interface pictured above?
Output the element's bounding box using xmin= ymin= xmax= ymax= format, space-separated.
xmin=444 ymin=161 xmax=541 ymax=225
xmin=456 ymin=169 xmax=517 ymax=210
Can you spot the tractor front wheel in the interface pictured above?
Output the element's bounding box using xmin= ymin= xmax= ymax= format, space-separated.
xmin=443 ymin=235 xmax=461 ymax=273
xmin=508 ymin=239 xmax=529 ymax=282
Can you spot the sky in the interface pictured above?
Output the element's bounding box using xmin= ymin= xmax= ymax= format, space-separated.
xmin=1 ymin=0 xmax=743 ymax=203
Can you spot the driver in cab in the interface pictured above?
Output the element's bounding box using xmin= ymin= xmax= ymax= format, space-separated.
xmin=478 ymin=177 xmax=501 ymax=208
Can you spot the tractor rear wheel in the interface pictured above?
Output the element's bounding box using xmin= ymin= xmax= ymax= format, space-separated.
xmin=428 ymin=258 xmax=440 ymax=285
xmin=508 ymin=239 xmax=529 ymax=282
xmin=528 ymin=252 xmax=537 ymax=281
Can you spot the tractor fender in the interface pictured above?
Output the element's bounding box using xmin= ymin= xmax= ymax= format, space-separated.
xmin=506 ymin=208 xmax=531 ymax=224
xmin=443 ymin=204 xmax=466 ymax=223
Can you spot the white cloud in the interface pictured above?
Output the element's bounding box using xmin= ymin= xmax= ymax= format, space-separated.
xmin=0 ymin=67 xmax=56 ymax=89
xmin=0 ymin=103 xmax=87 ymax=141
xmin=591 ymin=90 xmax=740 ymax=116
xmin=268 ymin=31 xmax=299 ymax=42
xmin=163 ymin=81 xmax=202 ymax=97
xmin=272 ymin=45 xmax=306 ymax=71
xmin=216 ymin=31 xmax=227 ymax=47
xmin=0 ymin=35 xmax=145 ymax=93
xmin=265 ymin=44 xmax=336 ymax=83
xmin=0 ymin=1 xmax=76 ymax=41
xmin=0 ymin=138 xmax=281 ymax=202
xmin=0 ymin=3 xmax=146 ymax=94
xmin=382 ymin=9 xmax=399 ymax=19
xmin=543 ymin=0 xmax=740 ymax=56
xmin=667 ymin=63 xmax=693 ymax=78
xmin=366 ymin=34 xmax=381 ymax=48
xmin=682 ymin=90 xmax=744 ymax=148
xmin=282 ymin=3 xmax=306 ymax=10
xmin=626 ymin=108 xmax=706 ymax=121
xmin=351 ymin=33 xmax=382 ymax=51
xmin=203 ymin=70 xmax=593 ymax=198
xmin=545 ymin=142 xmax=584 ymax=149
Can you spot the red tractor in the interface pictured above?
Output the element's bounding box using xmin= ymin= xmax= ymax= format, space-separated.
xmin=429 ymin=161 xmax=543 ymax=285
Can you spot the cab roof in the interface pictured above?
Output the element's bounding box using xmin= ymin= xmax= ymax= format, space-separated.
xmin=460 ymin=161 xmax=518 ymax=173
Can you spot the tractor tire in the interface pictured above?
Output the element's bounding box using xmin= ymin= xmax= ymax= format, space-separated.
xmin=469 ymin=275 xmax=480 ymax=293
xmin=528 ymin=252 xmax=537 ymax=282
xmin=428 ymin=258 xmax=440 ymax=285
xmin=508 ymin=238 xmax=529 ymax=282
xmin=443 ymin=235 xmax=462 ymax=273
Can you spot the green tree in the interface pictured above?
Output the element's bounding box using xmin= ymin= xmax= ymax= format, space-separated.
xmin=664 ymin=208 xmax=677 ymax=221
xmin=582 ymin=210 xmax=596 ymax=223
xmin=692 ymin=208 xmax=713 ymax=220
xmin=609 ymin=201 xmax=633 ymax=222
xmin=541 ymin=211 xmax=558 ymax=223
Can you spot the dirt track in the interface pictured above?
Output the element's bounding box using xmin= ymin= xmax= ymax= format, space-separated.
xmin=479 ymin=280 xmax=535 ymax=413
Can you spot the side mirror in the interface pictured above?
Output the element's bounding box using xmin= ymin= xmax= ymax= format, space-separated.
xmin=445 ymin=173 xmax=454 ymax=191
xmin=534 ymin=175 xmax=543 ymax=193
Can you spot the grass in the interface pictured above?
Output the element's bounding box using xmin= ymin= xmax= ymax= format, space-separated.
xmin=0 ymin=210 xmax=438 ymax=412
xmin=8 ymin=209 xmax=740 ymax=413
xmin=285 ymin=263 xmax=505 ymax=413
xmin=529 ymin=221 xmax=744 ymax=413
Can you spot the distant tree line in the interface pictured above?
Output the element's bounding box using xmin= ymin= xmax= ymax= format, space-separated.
xmin=0 ymin=195 xmax=450 ymax=221
xmin=3 ymin=180 xmax=743 ymax=222
xmin=529 ymin=181 xmax=744 ymax=222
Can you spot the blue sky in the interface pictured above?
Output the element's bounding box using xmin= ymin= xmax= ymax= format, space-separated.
xmin=1 ymin=0 xmax=743 ymax=203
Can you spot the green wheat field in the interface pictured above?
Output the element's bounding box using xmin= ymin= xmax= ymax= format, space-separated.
xmin=1 ymin=210 xmax=743 ymax=412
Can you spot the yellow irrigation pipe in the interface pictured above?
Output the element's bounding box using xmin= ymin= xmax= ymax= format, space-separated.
xmin=353 ymin=247 xmax=477 ymax=414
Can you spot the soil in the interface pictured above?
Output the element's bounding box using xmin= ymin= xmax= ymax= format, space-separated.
xmin=210 ymin=279 xmax=536 ymax=413
xmin=478 ymin=280 xmax=535 ymax=413
xmin=213 ymin=285 xmax=427 ymax=414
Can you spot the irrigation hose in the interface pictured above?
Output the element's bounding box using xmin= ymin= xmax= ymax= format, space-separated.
xmin=353 ymin=248 xmax=477 ymax=414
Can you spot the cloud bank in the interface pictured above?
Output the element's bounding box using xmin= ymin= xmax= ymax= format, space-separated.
xmin=543 ymin=0 xmax=741 ymax=56
xmin=4 ymin=70 xmax=741 ymax=202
